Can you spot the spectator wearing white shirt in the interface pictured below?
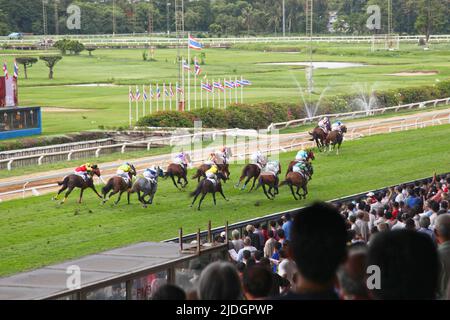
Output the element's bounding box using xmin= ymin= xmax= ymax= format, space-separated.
xmin=264 ymin=231 xmax=278 ymax=258
xmin=277 ymin=249 xmax=297 ymax=286
xmin=236 ymin=237 xmax=257 ymax=262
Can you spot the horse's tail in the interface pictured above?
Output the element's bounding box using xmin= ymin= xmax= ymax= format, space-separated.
xmin=255 ymin=177 xmax=263 ymax=190
xmin=190 ymin=182 xmax=203 ymax=197
xmin=192 ymin=169 xmax=201 ymax=180
xmin=102 ymin=179 xmax=114 ymax=195
xmin=57 ymin=176 xmax=69 ymax=186
xmin=279 ymin=178 xmax=290 ymax=187
xmin=309 ymin=131 xmax=316 ymax=141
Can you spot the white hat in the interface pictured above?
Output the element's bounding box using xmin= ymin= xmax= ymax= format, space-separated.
xmin=220 ymin=231 xmax=226 ymax=238
xmin=367 ymin=192 xmax=375 ymax=197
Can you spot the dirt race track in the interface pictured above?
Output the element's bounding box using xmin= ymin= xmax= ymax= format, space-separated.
xmin=0 ymin=108 xmax=449 ymax=202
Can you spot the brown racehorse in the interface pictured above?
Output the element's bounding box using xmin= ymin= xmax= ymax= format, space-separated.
xmin=54 ymin=168 xmax=102 ymax=204
xmin=309 ymin=126 xmax=330 ymax=151
xmin=235 ymin=163 xmax=264 ymax=192
xmin=190 ymin=172 xmax=229 ymax=211
xmin=256 ymin=164 xmax=282 ymax=200
xmin=325 ymin=126 xmax=347 ymax=155
xmin=102 ymin=165 xmax=137 ymax=205
xmin=166 ymin=163 xmax=189 ymax=190
xmin=192 ymin=164 xmax=230 ymax=182
xmin=286 ymin=150 xmax=316 ymax=177
xmin=280 ymin=171 xmax=309 ymax=200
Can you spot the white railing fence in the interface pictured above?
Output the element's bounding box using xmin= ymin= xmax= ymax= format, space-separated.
xmin=267 ymin=97 xmax=450 ymax=132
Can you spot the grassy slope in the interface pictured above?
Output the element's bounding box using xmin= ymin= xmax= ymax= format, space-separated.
xmin=1 ymin=124 xmax=450 ymax=277
xmin=1 ymin=43 xmax=449 ymax=135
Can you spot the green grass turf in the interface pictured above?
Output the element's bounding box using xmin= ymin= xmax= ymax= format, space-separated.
xmin=1 ymin=124 xmax=449 ymax=277
xmin=1 ymin=42 xmax=449 ymax=136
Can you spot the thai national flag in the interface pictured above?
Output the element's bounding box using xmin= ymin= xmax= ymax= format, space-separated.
xmin=176 ymin=84 xmax=184 ymax=94
xmin=194 ymin=58 xmax=202 ymax=76
xmin=129 ymin=89 xmax=135 ymax=102
xmin=169 ymin=85 xmax=175 ymax=97
xmin=156 ymin=87 xmax=161 ymax=98
xmin=143 ymin=89 xmax=148 ymax=101
xmin=135 ymin=87 xmax=141 ymax=101
xmin=13 ymin=60 xmax=18 ymax=79
xmin=188 ymin=35 xmax=203 ymax=51
xmin=224 ymin=81 xmax=235 ymax=89
xmin=241 ymin=80 xmax=252 ymax=86
xmin=150 ymin=87 xmax=154 ymax=98
xmin=213 ymin=81 xmax=224 ymax=92
xmin=3 ymin=62 xmax=8 ymax=79
xmin=183 ymin=60 xmax=191 ymax=71
xmin=164 ymin=86 xmax=170 ymax=97
xmin=234 ymin=81 xmax=241 ymax=88
xmin=201 ymin=83 xmax=213 ymax=92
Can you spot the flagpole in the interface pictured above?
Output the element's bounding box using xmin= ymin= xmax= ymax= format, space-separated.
xmin=201 ymin=81 xmax=203 ymax=109
xmin=129 ymin=86 xmax=132 ymax=128
xmin=143 ymin=85 xmax=146 ymax=117
xmin=135 ymin=85 xmax=139 ymax=123
xmin=194 ymin=73 xmax=197 ymax=110
xmin=176 ymin=82 xmax=179 ymax=111
xmin=212 ymin=79 xmax=215 ymax=109
xmin=156 ymin=84 xmax=159 ymax=112
xmin=163 ymin=83 xmax=166 ymax=111
xmin=218 ymin=81 xmax=221 ymax=109
xmin=150 ymin=84 xmax=153 ymax=115
xmin=235 ymin=76 xmax=238 ymax=104
xmin=169 ymin=83 xmax=172 ymax=111
xmin=187 ymin=34 xmax=191 ymax=111
xmin=241 ymin=76 xmax=244 ymax=104
xmin=229 ymin=77 xmax=232 ymax=104
xmin=182 ymin=58 xmax=185 ymax=111
xmin=224 ymin=78 xmax=227 ymax=109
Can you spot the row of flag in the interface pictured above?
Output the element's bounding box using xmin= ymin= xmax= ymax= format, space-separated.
xmin=201 ymin=79 xmax=252 ymax=93
xmin=3 ymin=60 xmax=19 ymax=80
xmin=129 ymin=84 xmax=183 ymax=102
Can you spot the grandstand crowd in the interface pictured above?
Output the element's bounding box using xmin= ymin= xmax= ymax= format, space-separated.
xmin=151 ymin=174 xmax=450 ymax=300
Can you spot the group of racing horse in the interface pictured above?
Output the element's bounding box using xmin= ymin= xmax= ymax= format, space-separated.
xmin=53 ymin=118 xmax=347 ymax=210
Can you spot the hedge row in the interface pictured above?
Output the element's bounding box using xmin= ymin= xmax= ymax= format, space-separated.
xmin=137 ymin=81 xmax=450 ymax=130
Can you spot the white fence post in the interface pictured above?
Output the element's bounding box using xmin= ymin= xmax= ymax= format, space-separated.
xmin=38 ymin=156 xmax=44 ymax=166
xmin=7 ymin=160 xmax=13 ymax=171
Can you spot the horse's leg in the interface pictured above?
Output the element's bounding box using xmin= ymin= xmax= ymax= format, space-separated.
xmin=91 ymin=185 xmax=102 ymax=199
xmin=249 ymin=176 xmax=258 ymax=192
xmin=212 ymin=192 xmax=217 ymax=206
xmin=262 ymin=184 xmax=272 ymax=200
xmin=170 ymin=175 xmax=180 ymax=190
xmin=198 ymin=193 xmax=207 ymax=211
xmin=303 ymin=184 xmax=308 ymax=199
xmin=78 ymin=189 xmax=85 ymax=204
xmin=183 ymin=175 xmax=189 ymax=188
xmin=219 ymin=188 xmax=229 ymax=202
xmin=191 ymin=190 xmax=200 ymax=208
xmin=127 ymin=190 xmax=131 ymax=205
xmin=289 ymin=184 xmax=298 ymax=201
xmin=241 ymin=176 xmax=252 ymax=191
xmin=115 ymin=191 xmax=124 ymax=205
xmin=296 ymin=186 xmax=302 ymax=200
xmin=54 ymin=184 xmax=67 ymax=200
xmin=61 ymin=186 xmax=75 ymax=204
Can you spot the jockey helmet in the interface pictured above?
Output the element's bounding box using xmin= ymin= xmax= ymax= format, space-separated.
xmin=91 ymin=164 xmax=98 ymax=170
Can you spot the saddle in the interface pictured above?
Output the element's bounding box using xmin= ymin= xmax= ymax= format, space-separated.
xmin=207 ymin=178 xmax=217 ymax=186
xmin=118 ymin=175 xmax=130 ymax=185
xmin=145 ymin=177 xmax=157 ymax=185
xmin=75 ymin=172 xmax=89 ymax=181
xmin=261 ymin=171 xmax=277 ymax=178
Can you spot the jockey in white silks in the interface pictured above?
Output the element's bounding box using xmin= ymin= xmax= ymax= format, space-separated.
xmin=264 ymin=160 xmax=280 ymax=176
xmin=219 ymin=147 xmax=231 ymax=164
xmin=318 ymin=117 xmax=331 ymax=134
xmin=250 ymin=150 xmax=267 ymax=170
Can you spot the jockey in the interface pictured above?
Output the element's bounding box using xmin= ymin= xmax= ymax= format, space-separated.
xmin=205 ymin=164 xmax=219 ymax=183
xmin=117 ymin=162 xmax=133 ymax=182
xmin=332 ymin=120 xmax=344 ymax=132
xmin=75 ymin=163 xmax=97 ymax=180
xmin=219 ymin=147 xmax=230 ymax=164
xmin=143 ymin=166 xmax=158 ymax=182
xmin=205 ymin=152 xmax=218 ymax=165
xmin=251 ymin=150 xmax=267 ymax=169
xmin=174 ymin=151 xmax=189 ymax=172
xmin=293 ymin=161 xmax=308 ymax=177
xmin=264 ymin=160 xmax=280 ymax=176
xmin=318 ymin=116 xmax=331 ymax=134
xmin=295 ymin=149 xmax=308 ymax=162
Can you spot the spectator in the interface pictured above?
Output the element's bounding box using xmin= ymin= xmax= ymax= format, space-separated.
xmin=355 ymin=211 xmax=369 ymax=242
xmin=405 ymin=218 xmax=417 ymax=231
xmin=270 ymin=221 xmax=279 ymax=241
xmin=367 ymin=230 xmax=439 ymax=300
xmin=259 ymin=257 xmax=291 ymax=297
xmin=236 ymin=262 xmax=246 ymax=280
xmin=261 ymin=224 xmax=269 ymax=242
xmin=370 ymin=194 xmax=384 ymax=213
xmin=281 ymin=202 xmax=347 ymax=300
xmin=231 ymin=229 xmax=244 ymax=252
xmin=197 ymin=262 xmax=243 ymax=300
xmin=406 ymin=189 xmax=421 ymax=210
xmin=374 ymin=208 xmax=387 ymax=227
xmin=395 ymin=186 xmax=405 ymax=203
xmin=246 ymin=225 xmax=261 ymax=251
xmin=440 ymin=200 xmax=449 ymax=214
xmin=253 ymin=222 xmax=265 ymax=247
xmin=337 ymin=245 xmax=370 ymax=300
xmin=264 ymin=230 xmax=278 ymax=258
xmin=271 ymin=242 xmax=282 ymax=273
xmin=242 ymin=250 xmax=252 ymax=265
xmin=391 ymin=202 xmax=400 ymax=220
xmin=434 ymin=214 xmax=450 ymax=299
xmin=246 ymin=258 xmax=256 ymax=268
xmin=152 ymin=284 xmax=186 ymax=300
xmin=242 ymin=266 xmax=273 ymax=300
xmin=282 ymin=213 xmax=293 ymax=241
xmin=418 ymin=216 xmax=435 ymax=241
xmin=277 ymin=229 xmax=286 ymax=245
xmin=254 ymin=251 xmax=263 ymax=263
xmin=277 ymin=249 xmax=297 ymax=285
xmin=236 ymin=237 xmax=257 ymax=262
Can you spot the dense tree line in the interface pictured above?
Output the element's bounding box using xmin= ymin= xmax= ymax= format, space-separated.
xmin=0 ymin=0 xmax=448 ymax=36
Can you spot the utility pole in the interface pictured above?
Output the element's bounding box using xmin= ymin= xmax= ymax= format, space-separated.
xmin=282 ymin=0 xmax=286 ymax=37
xmin=42 ymin=0 xmax=48 ymax=37
xmin=112 ymin=0 xmax=116 ymax=36
xmin=54 ymin=0 xmax=60 ymax=35
xmin=305 ymin=0 xmax=314 ymax=94
xmin=175 ymin=0 xmax=185 ymax=110
xmin=167 ymin=2 xmax=171 ymax=35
